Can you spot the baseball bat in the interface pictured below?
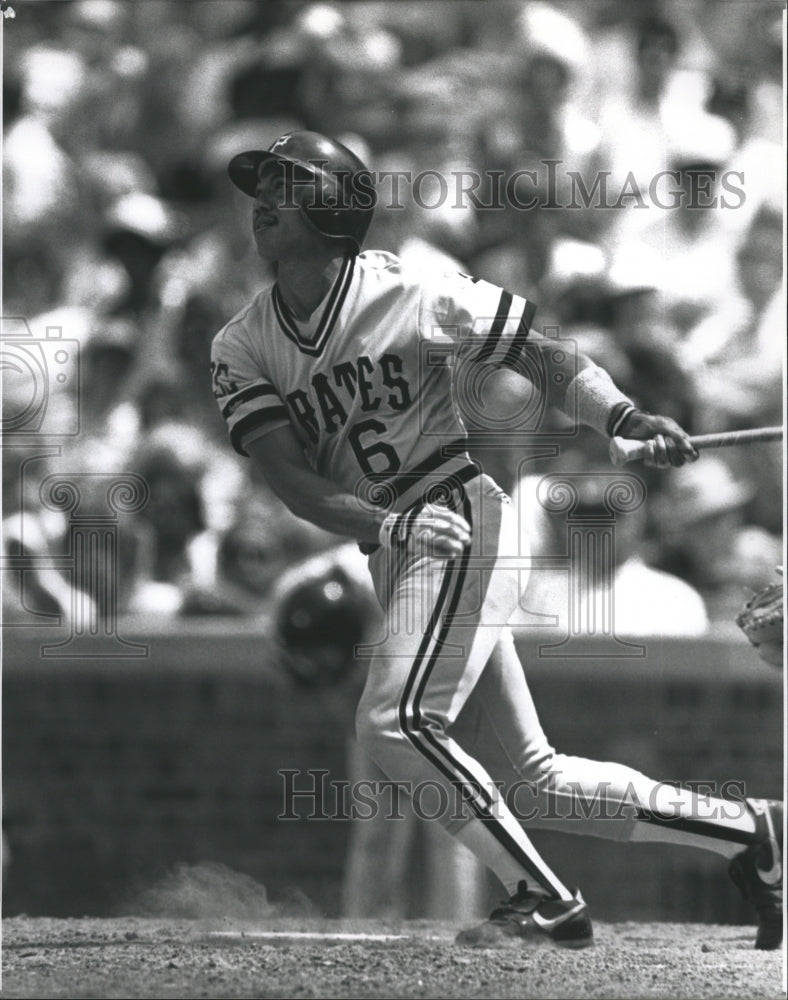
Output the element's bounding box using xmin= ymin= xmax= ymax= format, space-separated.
xmin=609 ymin=426 xmax=783 ymax=466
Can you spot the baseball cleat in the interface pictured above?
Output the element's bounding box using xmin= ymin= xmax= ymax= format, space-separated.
xmin=455 ymin=883 xmax=594 ymax=949
xmin=729 ymin=799 xmax=783 ymax=950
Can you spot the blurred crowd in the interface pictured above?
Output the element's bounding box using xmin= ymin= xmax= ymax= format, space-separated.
xmin=2 ymin=0 xmax=784 ymax=630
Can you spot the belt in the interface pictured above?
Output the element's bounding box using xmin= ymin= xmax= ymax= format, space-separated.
xmin=358 ymin=440 xmax=481 ymax=554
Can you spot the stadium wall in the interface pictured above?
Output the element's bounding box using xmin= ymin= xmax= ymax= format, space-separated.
xmin=2 ymin=623 xmax=783 ymax=923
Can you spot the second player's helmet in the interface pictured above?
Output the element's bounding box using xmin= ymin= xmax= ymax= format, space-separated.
xmin=275 ymin=567 xmax=368 ymax=687
xmin=228 ymin=131 xmax=376 ymax=253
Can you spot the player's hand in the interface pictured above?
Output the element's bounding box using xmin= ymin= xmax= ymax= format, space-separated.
xmin=379 ymin=504 xmax=472 ymax=559
xmin=618 ymin=410 xmax=699 ymax=469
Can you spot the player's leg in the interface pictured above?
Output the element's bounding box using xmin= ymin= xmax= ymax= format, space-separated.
xmin=357 ymin=474 xmax=592 ymax=945
xmin=455 ymin=627 xmax=783 ymax=948
xmin=461 ymin=627 xmax=761 ymax=853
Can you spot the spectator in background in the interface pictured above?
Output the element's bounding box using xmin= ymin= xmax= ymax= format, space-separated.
xmin=120 ymin=417 xmax=265 ymax=619
xmin=1 ymin=446 xmax=84 ymax=627
xmin=45 ymin=321 xmax=144 ymax=516
xmin=609 ymin=114 xmax=738 ymax=342
xmin=212 ymin=512 xmax=280 ymax=614
xmin=57 ymin=0 xmax=145 ymax=141
xmin=78 ymin=322 xmax=138 ymax=434
xmin=512 ymin=3 xmax=598 ymax=165
xmin=103 ymin=191 xmax=187 ymax=319
xmin=514 ymin=434 xmax=709 ymax=637
xmin=603 ymin=251 xmax=696 ymax=431
xmin=173 ymin=292 xmax=235 ymax=438
xmin=294 ymin=4 xmax=403 ymax=149
xmin=656 ymin=457 xmax=782 ymax=623
xmin=702 ymin=0 xmax=782 ymax=176
xmin=681 ymin=207 xmax=783 ymax=434
xmin=598 ymin=14 xmax=681 ymax=198
xmin=397 ymin=172 xmax=478 ymax=276
xmin=2 ymin=0 xmax=782 ymax=626
xmin=678 ymin=207 xmax=784 ymax=538
xmin=476 ymin=3 xmax=601 ymax=283
xmin=205 ymin=494 xmax=338 ymax=616
xmin=2 ymin=43 xmax=85 ymax=318
xmin=135 ymin=377 xmax=192 ymax=436
xmin=134 ymin=444 xmax=205 ymax=580
xmin=599 ymin=12 xmax=743 ymax=313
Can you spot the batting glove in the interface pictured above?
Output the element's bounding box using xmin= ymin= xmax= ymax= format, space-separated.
xmin=614 ymin=407 xmax=699 ymax=469
xmin=379 ymin=504 xmax=471 ymax=559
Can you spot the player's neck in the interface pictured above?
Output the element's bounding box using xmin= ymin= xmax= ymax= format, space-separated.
xmin=275 ymin=254 xmax=347 ymax=321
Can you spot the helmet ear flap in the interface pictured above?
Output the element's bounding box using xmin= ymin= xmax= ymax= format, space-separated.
xmin=228 ymin=131 xmax=376 ymax=251
xmin=301 ymin=174 xmax=354 ymax=240
xmin=302 ymin=205 xmax=350 ymax=241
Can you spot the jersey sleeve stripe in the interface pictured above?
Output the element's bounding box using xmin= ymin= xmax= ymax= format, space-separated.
xmin=499 ymin=299 xmax=536 ymax=370
xmin=221 ymin=383 xmax=279 ymax=418
xmin=229 ymin=407 xmax=290 ymax=454
xmin=475 ymin=290 xmax=512 ymax=363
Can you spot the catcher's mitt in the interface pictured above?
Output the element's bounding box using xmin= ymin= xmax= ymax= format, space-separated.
xmin=736 ymin=581 xmax=784 ymax=668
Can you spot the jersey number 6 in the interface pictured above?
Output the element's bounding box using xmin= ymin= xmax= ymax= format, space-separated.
xmin=348 ymin=418 xmax=401 ymax=476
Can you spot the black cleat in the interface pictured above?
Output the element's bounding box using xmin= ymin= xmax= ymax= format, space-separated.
xmin=729 ymin=799 xmax=783 ymax=951
xmin=455 ymin=883 xmax=594 ymax=949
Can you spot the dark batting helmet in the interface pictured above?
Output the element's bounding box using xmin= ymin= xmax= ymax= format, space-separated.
xmin=228 ymin=131 xmax=376 ymax=253
xmin=275 ymin=567 xmax=368 ymax=687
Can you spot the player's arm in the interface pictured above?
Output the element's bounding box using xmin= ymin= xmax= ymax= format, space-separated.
xmin=245 ymin=426 xmax=471 ymax=557
xmin=246 ymin=426 xmax=383 ymax=542
xmin=428 ymin=270 xmax=697 ymax=469
xmin=525 ymin=330 xmax=698 ymax=469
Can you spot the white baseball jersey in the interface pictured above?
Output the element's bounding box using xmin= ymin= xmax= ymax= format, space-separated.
xmin=211 ymin=250 xmax=536 ymax=493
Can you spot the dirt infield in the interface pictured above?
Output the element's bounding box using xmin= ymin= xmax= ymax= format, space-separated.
xmin=1 ymin=917 xmax=784 ymax=999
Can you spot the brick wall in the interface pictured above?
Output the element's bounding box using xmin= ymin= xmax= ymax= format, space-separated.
xmin=2 ymin=622 xmax=783 ymax=921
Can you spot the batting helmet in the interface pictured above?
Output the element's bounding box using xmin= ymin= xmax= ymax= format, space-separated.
xmin=228 ymin=131 xmax=375 ymax=253
xmin=275 ymin=567 xmax=368 ymax=687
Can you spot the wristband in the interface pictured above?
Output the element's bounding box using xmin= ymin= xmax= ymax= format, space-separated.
xmin=563 ymin=365 xmax=634 ymax=437
xmin=607 ymin=401 xmax=638 ymax=438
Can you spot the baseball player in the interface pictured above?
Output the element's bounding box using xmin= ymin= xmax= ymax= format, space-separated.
xmin=211 ymin=132 xmax=783 ymax=950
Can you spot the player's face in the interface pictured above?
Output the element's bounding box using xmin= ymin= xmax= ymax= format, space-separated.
xmin=252 ymin=160 xmax=319 ymax=262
